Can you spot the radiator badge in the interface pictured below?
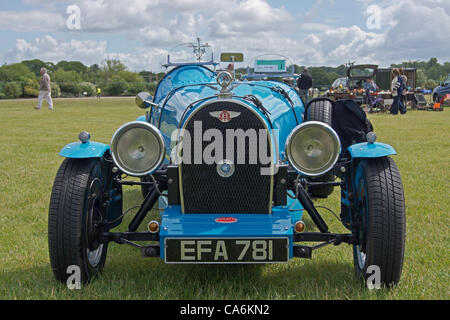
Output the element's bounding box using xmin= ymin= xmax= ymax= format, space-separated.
xmin=209 ymin=110 xmax=241 ymax=123
xmin=215 ymin=217 xmax=238 ymax=224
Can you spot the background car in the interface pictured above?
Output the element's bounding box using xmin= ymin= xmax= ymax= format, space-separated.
xmin=327 ymin=64 xmax=378 ymax=105
xmin=432 ymin=73 xmax=450 ymax=103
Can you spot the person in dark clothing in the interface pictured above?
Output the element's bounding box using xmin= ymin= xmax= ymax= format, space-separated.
xmin=390 ymin=68 xmax=407 ymax=115
xmin=297 ymin=68 xmax=313 ymax=105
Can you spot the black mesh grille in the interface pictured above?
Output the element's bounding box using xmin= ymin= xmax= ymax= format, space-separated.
xmin=181 ymin=101 xmax=273 ymax=214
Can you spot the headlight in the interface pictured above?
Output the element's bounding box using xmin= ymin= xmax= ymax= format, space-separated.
xmin=111 ymin=121 xmax=165 ymax=176
xmin=285 ymin=121 xmax=341 ymax=177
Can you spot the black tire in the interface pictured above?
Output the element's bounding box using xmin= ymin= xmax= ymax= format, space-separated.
xmin=306 ymin=99 xmax=332 ymax=124
xmin=48 ymin=158 xmax=108 ymax=284
xmin=352 ymin=157 xmax=405 ymax=288
xmin=306 ymin=99 xmax=335 ymax=198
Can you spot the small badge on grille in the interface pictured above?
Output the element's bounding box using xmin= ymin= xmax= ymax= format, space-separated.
xmin=209 ymin=110 xmax=241 ymax=123
xmin=215 ymin=217 xmax=238 ymax=223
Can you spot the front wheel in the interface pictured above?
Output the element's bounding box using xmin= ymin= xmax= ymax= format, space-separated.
xmin=352 ymin=157 xmax=406 ymax=288
xmin=48 ymin=158 xmax=109 ymax=284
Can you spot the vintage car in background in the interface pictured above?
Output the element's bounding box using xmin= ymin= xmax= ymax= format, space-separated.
xmin=326 ymin=64 xmax=379 ymax=105
xmin=432 ymin=73 xmax=450 ymax=103
xmin=48 ymin=46 xmax=406 ymax=288
xmin=328 ymin=65 xmax=426 ymax=112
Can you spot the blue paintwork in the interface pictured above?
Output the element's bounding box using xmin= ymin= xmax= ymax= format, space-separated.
xmin=152 ymin=66 xmax=304 ymax=158
xmin=83 ymin=62 xmax=401 ymax=263
xmin=347 ymin=142 xmax=397 ymax=159
xmin=159 ymin=204 xmax=308 ymax=260
xmin=148 ymin=65 xmax=309 ymax=260
xmin=154 ymin=65 xmax=216 ymax=104
xmin=59 ymin=141 xmax=110 ymax=159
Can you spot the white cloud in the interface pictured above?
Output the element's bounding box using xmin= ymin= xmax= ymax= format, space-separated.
xmin=0 ymin=10 xmax=66 ymax=32
xmin=3 ymin=35 xmax=171 ymax=72
xmin=5 ymin=36 xmax=107 ymax=65
xmin=1 ymin=0 xmax=450 ymax=70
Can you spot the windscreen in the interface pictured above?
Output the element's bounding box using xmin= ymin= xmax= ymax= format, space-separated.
xmin=349 ymin=67 xmax=376 ymax=78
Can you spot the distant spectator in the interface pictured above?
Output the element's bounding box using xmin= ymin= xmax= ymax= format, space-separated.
xmin=401 ymin=74 xmax=408 ymax=106
xmin=97 ymin=87 xmax=102 ymax=100
xmin=297 ymin=68 xmax=312 ymax=105
xmin=390 ymin=69 xmax=407 ymax=115
xmin=363 ymin=78 xmax=378 ymax=92
xmin=364 ymin=78 xmax=379 ymax=113
xmin=35 ymin=67 xmax=53 ymax=110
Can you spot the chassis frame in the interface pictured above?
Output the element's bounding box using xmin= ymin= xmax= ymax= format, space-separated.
xmin=98 ymin=158 xmax=358 ymax=260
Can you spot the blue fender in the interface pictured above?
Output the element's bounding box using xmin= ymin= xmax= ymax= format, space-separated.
xmin=59 ymin=141 xmax=110 ymax=159
xmin=347 ymin=142 xmax=397 ymax=158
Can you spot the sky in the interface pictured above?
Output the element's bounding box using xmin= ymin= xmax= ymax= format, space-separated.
xmin=0 ymin=0 xmax=449 ymax=72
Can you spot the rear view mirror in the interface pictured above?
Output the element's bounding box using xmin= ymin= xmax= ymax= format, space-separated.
xmin=221 ymin=53 xmax=244 ymax=63
xmin=135 ymin=92 xmax=153 ymax=109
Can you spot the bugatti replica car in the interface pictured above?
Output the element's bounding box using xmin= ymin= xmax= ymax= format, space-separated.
xmin=48 ymin=53 xmax=405 ymax=288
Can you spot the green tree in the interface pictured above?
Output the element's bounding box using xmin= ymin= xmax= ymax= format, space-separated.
xmin=4 ymin=82 xmax=23 ymax=98
xmin=56 ymin=61 xmax=88 ymax=74
xmin=52 ymin=69 xmax=83 ymax=84
xmin=84 ymin=64 xmax=104 ymax=85
xmin=415 ymin=69 xmax=426 ymax=87
xmin=117 ymin=70 xmax=145 ymax=83
xmin=22 ymin=59 xmax=46 ymax=77
xmin=103 ymin=60 xmax=127 ymax=82
xmin=23 ymin=79 xmax=40 ymax=97
xmin=105 ymin=75 xmax=129 ymax=95
xmin=0 ymin=63 xmax=36 ymax=82
xmin=79 ymin=82 xmax=96 ymax=96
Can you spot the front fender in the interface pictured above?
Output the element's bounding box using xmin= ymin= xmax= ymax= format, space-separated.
xmin=347 ymin=142 xmax=397 ymax=159
xmin=59 ymin=141 xmax=110 ymax=159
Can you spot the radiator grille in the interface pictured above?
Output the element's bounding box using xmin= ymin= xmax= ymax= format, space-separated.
xmin=180 ymin=100 xmax=273 ymax=214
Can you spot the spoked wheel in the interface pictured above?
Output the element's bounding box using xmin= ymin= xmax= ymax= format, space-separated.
xmin=48 ymin=158 xmax=109 ymax=284
xmin=352 ymin=157 xmax=406 ymax=288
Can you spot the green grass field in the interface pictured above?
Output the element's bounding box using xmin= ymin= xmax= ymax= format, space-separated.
xmin=0 ymin=97 xmax=448 ymax=300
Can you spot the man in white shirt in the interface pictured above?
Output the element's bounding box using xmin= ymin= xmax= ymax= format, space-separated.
xmin=35 ymin=67 xmax=53 ymax=110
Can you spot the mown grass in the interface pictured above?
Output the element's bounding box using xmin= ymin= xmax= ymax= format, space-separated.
xmin=0 ymin=97 xmax=448 ymax=300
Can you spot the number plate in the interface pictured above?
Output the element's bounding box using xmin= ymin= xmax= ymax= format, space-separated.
xmin=164 ymin=238 xmax=289 ymax=264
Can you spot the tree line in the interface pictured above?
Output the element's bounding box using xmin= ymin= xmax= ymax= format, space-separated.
xmin=0 ymin=59 xmax=165 ymax=99
xmin=0 ymin=57 xmax=449 ymax=99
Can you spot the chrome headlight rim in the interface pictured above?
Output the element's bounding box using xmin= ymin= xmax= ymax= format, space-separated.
xmin=110 ymin=121 xmax=166 ymax=177
xmin=285 ymin=121 xmax=341 ymax=177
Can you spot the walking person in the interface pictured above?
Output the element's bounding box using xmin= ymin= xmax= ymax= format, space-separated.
xmin=297 ymin=68 xmax=313 ymax=106
xmin=97 ymin=87 xmax=102 ymax=101
xmin=35 ymin=67 xmax=53 ymax=110
xmin=390 ymin=68 xmax=407 ymax=115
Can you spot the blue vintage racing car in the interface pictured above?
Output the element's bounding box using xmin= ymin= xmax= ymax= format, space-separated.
xmin=48 ymin=52 xmax=405 ymax=288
